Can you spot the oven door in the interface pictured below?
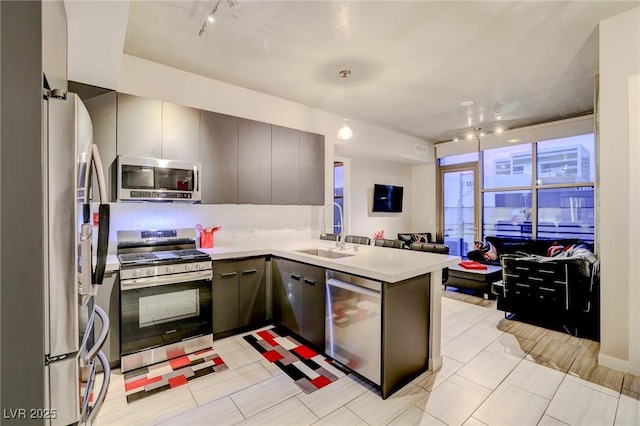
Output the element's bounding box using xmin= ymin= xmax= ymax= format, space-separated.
xmin=120 ymin=271 xmax=212 ymax=360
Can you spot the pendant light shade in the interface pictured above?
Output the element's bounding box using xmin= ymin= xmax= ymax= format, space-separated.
xmin=337 ymin=70 xmax=353 ymax=140
xmin=337 ymin=118 xmax=353 ymax=140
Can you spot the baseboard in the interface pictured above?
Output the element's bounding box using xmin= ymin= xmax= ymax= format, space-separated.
xmin=598 ymin=353 xmax=640 ymax=375
xmin=428 ymin=355 xmax=443 ymax=371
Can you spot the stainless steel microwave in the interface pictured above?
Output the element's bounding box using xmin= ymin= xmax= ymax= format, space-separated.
xmin=114 ymin=156 xmax=201 ymax=202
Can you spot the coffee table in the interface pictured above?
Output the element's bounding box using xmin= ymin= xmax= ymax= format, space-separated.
xmin=446 ymin=263 xmax=503 ymax=299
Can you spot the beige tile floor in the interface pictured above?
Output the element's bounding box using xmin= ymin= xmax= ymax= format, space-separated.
xmin=95 ymin=292 xmax=640 ymax=426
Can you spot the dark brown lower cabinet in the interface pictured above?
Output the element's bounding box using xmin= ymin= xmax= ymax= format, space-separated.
xmin=272 ymin=258 xmax=326 ymax=349
xmin=212 ymin=258 xmax=266 ymax=336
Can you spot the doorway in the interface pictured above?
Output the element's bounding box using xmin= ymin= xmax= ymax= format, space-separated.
xmin=438 ymin=164 xmax=479 ymax=257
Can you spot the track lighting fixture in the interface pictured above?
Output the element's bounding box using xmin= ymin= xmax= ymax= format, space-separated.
xmin=199 ymin=0 xmax=238 ymax=38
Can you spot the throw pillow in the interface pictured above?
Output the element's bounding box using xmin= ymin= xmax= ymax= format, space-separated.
xmin=483 ymin=241 xmax=498 ymax=261
xmin=473 ymin=241 xmax=498 ymax=261
xmin=547 ymin=242 xmax=565 ymax=257
xmin=413 ymin=233 xmax=430 ymax=243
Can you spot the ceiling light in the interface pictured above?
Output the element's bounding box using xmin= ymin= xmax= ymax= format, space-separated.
xmin=466 ymin=132 xmax=474 ymax=140
xmin=508 ymin=138 xmax=521 ymax=143
xmin=338 ymin=119 xmax=354 ymax=140
xmin=460 ymin=100 xmax=474 ymax=107
xmin=207 ymin=1 xmax=219 ymax=22
xmin=198 ymin=22 xmax=208 ymax=38
xmin=453 ymin=137 xmax=459 ymax=142
xmin=495 ymin=126 xmax=503 ymax=134
xmin=199 ymin=0 xmax=234 ymax=38
xmin=337 ymin=70 xmax=353 ymax=140
xmin=479 ymin=132 xmax=485 ymax=137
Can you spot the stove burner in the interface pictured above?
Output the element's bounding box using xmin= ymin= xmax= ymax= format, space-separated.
xmin=153 ymin=251 xmax=180 ymax=261
xmin=173 ymin=249 xmax=209 ymax=259
xmin=118 ymin=252 xmax=158 ymax=264
xmin=118 ymin=249 xmax=210 ymax=266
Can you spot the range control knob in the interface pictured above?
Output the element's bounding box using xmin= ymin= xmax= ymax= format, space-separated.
xmin=145 ymin=268 xmax=153 ymax=276
xmin=132 ymin=270 xmax=141 ymax=277
xmin=196 ymin=263 xmax=204 ymax=270
xmin=166 ymin=266 xmax=174 ymax=273
xmin=185 ymin=264 xmax=194 ymax=271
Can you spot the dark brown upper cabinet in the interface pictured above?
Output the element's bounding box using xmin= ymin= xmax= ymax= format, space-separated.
xmin=199 ymin=111 xmax=239 ymax=204
xmin=271 ymin=125 xmax=300 ymax=204
xmin=238 ymin=118 xmax=272 ymax=205
xmin=299 ymin=131 xmax=325 ymax=205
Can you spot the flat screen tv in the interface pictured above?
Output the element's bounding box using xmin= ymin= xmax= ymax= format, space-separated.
xmin=372 ymin=184 xmax=403 ymax=213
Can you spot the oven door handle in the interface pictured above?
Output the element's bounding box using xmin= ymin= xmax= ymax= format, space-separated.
xmin=121 ymin=270 xmax=213 ymax=291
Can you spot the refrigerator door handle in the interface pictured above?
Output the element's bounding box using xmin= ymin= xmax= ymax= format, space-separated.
xmin=82 ymin=305 xmax=109 ymax=364
xmin=80 ymin=144 xmax=110 ymax=288
xmin=93 ymin=203 xmax=109 ymax=286
xmin=80 ymin=351 xmax=111 ymax=425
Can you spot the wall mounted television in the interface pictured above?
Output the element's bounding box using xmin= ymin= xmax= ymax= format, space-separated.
xmin=372 ymin=184 xmax=404 ymax=213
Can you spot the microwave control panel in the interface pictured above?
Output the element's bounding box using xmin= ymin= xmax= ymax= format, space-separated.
xmin=129 ymin=191 xmax=192 ymax=199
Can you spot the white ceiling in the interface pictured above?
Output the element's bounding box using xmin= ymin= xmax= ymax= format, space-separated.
xmin=77 ymin=1 xmax=640 ymax=143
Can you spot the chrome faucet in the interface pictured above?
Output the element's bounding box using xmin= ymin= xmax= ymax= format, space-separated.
xmin=321 ymin=202 xmax=345 ymax=249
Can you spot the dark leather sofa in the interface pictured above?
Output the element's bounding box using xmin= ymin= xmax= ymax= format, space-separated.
xmin=397 ymin=232 xmax=432 ymax=248
xmin=469 ymin=236 xmax=584 ymax=266
xmin=474 ymin=237 xmax=600 ymax=339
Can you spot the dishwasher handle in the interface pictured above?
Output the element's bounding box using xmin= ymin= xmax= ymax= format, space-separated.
xmin=326 ymin=278 xmax=381 ymax=299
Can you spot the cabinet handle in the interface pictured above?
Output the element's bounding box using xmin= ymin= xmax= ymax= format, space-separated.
xmin=220 ymin=272 xmax=237 ymax=278
xmin=303 ymin=278 xmax=315 ymax=286
xmin=241 ymin=269 xmax=257 ymax=275
xmin=290 ymin=274 xmax=301 ymax=281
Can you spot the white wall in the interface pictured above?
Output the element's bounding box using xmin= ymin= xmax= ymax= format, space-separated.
xmin=598 ymin=6 xmax=640 ymax=373
xmin=411 ymin=164 xmax=438 ymax=238
xmin=101 ymin=203 xmax=320 ymax=253
xmin=347 ymin=158 xmax=413 ymax=240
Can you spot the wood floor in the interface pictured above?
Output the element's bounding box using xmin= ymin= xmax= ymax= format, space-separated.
xmin=94 ymin=292 xmax=640 ymax=425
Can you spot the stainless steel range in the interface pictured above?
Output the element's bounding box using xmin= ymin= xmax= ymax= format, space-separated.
xmin=117 ymin=228 xmax=213 ymax=372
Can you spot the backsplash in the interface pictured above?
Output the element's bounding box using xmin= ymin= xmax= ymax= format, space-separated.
xmin=97 ymin=202 xmax=324 ymax=253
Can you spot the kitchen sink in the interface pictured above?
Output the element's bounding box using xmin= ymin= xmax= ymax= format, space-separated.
xmin=294 ymin=248 xmax=354 ymax=259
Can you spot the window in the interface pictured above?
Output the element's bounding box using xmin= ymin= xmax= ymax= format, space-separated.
xmin=483 ymin=144 xmax=533 ymax=189
xmin=537 ymin=187 xmax=594 ymax=242
xmin=333 ymin=162 xmax=343 ymax=235
xmin=483 ymin=190 xmax=533 ymax=238
xmin=480 ymin=134 xmax=595 ymax=242
xmin=439 ymin=152 xmax=478 ymax=166
xmin=536 ymin=135 xmax=595 ymax=184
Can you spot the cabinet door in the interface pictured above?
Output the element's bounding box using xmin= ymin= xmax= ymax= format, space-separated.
xmin=301 ymin=265 xmax=326 ymax=349
xmin=299 ymin=131 xmax=325 ymax=205
xmin=200 ymin=111 xmax=238 ymax=203
xmin=274 ymin=260 xmax=303 ymax=335
xmin=212 ymin=263 xmax=240 ymax=334
xmin=162 ymin=102 xmax=200 ymax=163
xmin=238 ymin=259 xmax=266 ymax=327
xmin=116 ymin=93 xmax=162 ymax=158
xmin=271 ymin=125 xmax=300 ymax=204
xmin=238 ymin=118 xmax=271 ymax=204
xmin=84 ymin=91 xmax=117 ymax=202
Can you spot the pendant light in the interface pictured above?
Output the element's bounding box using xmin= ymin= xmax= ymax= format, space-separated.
xmin=337 ymin=70 xmax=353 ymax=140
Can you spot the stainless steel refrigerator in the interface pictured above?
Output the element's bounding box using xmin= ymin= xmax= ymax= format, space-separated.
xmin=43 ymin=91 xmax=111 ymax=425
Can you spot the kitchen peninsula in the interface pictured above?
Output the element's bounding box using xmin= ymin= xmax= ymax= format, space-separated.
xmin=205 ymin=239 xmax=458 ymax=398
xmin=104 ymin=238 xmax=457 ymax=398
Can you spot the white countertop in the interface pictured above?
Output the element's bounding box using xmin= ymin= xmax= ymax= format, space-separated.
xmin=202 ymin=240 xmax=460 ymax=283
xmin=107 ymin=240 xmax=460 ymax=283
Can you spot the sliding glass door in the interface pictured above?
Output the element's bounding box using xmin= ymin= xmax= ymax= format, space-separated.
xmin=439 ymin=164 xmax=479 ymax=257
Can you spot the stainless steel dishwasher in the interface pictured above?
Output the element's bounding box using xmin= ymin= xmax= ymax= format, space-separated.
xmin=325 ymin=270 xmax=382 ymax=385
